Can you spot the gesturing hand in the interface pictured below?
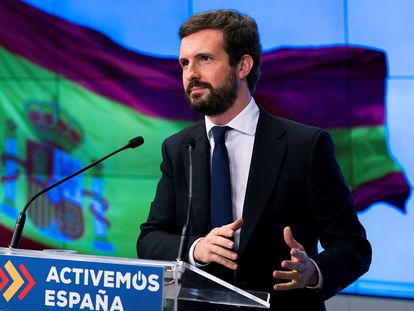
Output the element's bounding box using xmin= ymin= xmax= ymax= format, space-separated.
xmin=194 ymin=218 xmax=244 ymax=270
xmin=273 ymin=226 xmax=318 ymax=290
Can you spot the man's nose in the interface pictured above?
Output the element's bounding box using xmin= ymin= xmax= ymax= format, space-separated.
xmin=185 ymin=63 xmax=201 ymax=81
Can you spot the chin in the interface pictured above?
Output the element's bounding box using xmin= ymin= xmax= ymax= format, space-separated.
xmin=190 ymin=102 xmax=204 ymax=111
xmin=190 ymin=94 xmax=206 ymax=105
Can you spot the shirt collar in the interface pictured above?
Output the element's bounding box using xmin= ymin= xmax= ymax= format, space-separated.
xmin=205 ymin=97 xmax=259 ymax=139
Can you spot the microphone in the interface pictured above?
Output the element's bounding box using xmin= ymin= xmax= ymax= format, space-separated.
xmin=176 ymin=137 xmax=195 ymax=262
xmin=9 ymin=136 xmax=144 ymax=249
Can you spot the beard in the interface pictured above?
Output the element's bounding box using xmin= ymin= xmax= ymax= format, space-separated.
xmin=185 ymin=69 xmax=238 ymax=116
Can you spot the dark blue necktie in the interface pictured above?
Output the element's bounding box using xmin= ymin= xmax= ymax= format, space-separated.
xmin=211 ymin=126 xmax=233 ymax=228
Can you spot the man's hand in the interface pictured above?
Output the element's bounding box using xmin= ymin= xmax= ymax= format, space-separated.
xmin=194 ymin=218 xmax=244 ymax=270
xmin=273 ymin=226 xmax=318 ymax=290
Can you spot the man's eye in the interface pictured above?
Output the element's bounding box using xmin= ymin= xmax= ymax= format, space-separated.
xmin=181 ymin=60 xmax=189 ymax=67
xmin=201 ymin=56 xmax=211 ymax=62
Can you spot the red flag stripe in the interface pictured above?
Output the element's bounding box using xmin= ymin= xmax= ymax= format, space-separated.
xmin=0 ymin=267 xmax=9 ymax=291
xmin=17 ymin=264 xmax=35 ymax=300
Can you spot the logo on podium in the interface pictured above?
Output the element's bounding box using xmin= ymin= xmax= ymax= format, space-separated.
xmin=0 ymin=260 xmax=35 ymax=302
xmin=0 ymin=254 xmax=163 ymax=310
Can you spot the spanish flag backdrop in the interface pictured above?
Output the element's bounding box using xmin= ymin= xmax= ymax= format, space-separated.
xmin=0 ymin=0 xmax=409 ymax=258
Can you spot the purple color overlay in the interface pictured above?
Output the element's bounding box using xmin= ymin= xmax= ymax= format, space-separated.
xmin=0 ymin=0 xmax=409 ymax=212
xmin=1 ymin=0 xmax=385 ymax=128
xmin=353 ymin=172 xmax=410 ymax=213
xmin=257 ymin=47 xmax=387 ymax=128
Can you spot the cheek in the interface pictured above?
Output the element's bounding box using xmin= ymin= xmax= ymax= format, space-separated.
xmin=182 ymin=74 xmax=187 ymax=88
xmin=182 ymin=71 xmax=195 ymax=88
xmin=214 ymin=66 xmax=231 ymax=84
xmin=211 ymin=74 xmax=225 ymax=88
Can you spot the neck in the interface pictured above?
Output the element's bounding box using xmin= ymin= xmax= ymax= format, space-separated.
xmin=207 ymin=87 xmax=251 ymax=126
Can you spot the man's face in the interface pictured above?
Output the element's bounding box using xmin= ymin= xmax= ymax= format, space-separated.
xmin=179 ymin=29 xmax=238 ymax=116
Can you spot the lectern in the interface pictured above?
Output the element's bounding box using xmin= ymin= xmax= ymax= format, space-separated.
xmin=0 ymin=247 xmax=270 ymax=310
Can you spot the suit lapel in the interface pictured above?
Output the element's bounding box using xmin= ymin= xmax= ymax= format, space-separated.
xmin=183 ymin=122 xmax=211 ymax=235
xmin=239 ymin=108 xmax=287 ymax=256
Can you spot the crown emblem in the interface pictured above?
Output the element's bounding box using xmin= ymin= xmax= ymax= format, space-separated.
xmin=25 ymin=99 xmax=83 ymax=151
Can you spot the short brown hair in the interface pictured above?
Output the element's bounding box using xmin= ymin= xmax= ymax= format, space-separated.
xmin=179 ymin=10 xmax=262 ymax=93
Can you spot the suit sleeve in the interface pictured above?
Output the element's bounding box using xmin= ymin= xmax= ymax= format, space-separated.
xmin=307 ymin=130 xmax=372 ymax=300
xmin=137 ymin=139 xmax=198 ymax=261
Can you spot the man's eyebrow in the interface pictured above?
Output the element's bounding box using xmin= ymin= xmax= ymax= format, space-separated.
xmin=178 ymin=52 xmax=215 ymax=65
xmin=196 ymin=52 xmax=214 ymax=58
xmin=178 ymin=57 xmax=187 ymax=64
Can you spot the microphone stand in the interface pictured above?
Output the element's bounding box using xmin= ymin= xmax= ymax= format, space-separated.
xmin=9 ymin=136 xmax=144 ymax=249
xmin=176 ymin=140 xmax=194 ymax=262
xmin=175 ymin=139 xmax=195 ymax=284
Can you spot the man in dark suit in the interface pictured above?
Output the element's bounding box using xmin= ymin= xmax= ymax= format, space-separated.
xmin=137 ymin=9 xmax=371 ymax=310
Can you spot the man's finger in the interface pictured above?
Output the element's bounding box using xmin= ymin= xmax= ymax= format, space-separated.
xmin=273 ymin=270 xmax=297 ymax=281
xmin=211 ymin=254 xmax=238 ymax=270
xmin=206 ymin=233 xmax=235 ymax=249
xmin=281 ymin=260 xmax=305 ymax=272
xmin=273 ymin=282 xmax=298 ymax=291
xmin=283 ymin=226 xmax=304 ymax=251
xmin=211 ymin=227 xmax=235 ymax=239
xmin=210 ymin=244 xmax=238 ymax=261
xmin=290 ymin=248 xmax=307 ymax=261
xmin=224 ymin=218 xmax=244 ymax=231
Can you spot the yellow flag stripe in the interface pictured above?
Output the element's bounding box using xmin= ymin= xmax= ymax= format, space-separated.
xmin=3 ymin=260 xmax=24 ymax=302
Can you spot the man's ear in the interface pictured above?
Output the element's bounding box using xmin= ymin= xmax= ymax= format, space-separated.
xmin=237 ymin=55 xmax=254 ymax=80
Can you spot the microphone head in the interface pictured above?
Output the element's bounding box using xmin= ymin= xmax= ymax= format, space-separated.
xmin=128 ymin=136 xmax=144 ymax=149
xmin=186 ymin=138 xmax=195 ymax=151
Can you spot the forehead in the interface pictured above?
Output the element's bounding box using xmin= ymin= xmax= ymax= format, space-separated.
xmin=179 ymin=29 xmax=225 ymax=58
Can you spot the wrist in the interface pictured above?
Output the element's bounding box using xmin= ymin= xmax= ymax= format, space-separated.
xmin=309 ymin=271 xmax=319 ymax=287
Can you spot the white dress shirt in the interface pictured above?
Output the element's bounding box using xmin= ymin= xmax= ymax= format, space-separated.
xmin=205 ymin=97 xmax=259 ymax=247
xmin=188 ymin=97 xmax=258 ymax=263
